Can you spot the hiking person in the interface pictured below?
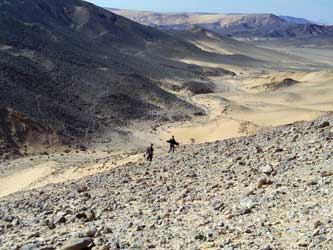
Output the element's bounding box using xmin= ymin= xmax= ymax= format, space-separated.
xmin=167 ymin=136 xmax=179 ymax=153
xmin=145 ymin=144 xmax=154 ymax=162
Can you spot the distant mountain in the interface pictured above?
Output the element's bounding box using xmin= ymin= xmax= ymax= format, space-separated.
xmin=279 ymin=16 xmax=313 ymax=25
xmin=110 ymin=9 xmax=333 ymax=38
xmin=167 ymin=26 xmax=309 ymax=66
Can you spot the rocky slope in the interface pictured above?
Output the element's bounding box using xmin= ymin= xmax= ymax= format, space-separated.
xmin=1 ymin=114 xmax=333 ymax=249
xmin=110 ymin=9 xmax=333 ymax=38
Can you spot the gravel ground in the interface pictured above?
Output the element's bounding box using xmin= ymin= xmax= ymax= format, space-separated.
xmin=1 ymin=115 xmax=333 ymax=250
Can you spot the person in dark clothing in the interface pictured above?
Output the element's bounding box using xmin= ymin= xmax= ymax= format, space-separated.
xmin=167 ymin=136 xmax=179 ymax=153
xmin=145 ymin=144 xmax=154 ymax=162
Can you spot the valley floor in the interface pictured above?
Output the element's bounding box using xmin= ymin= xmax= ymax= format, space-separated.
xmin=161 ymin=69 xmax=333 ymax=144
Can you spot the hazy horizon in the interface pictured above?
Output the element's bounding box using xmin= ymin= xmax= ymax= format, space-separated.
xmin=85 ymin=0 xmax=333 ymax=24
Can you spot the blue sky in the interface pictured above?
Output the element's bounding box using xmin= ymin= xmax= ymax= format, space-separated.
xmin=85 ymin=0 xmax=333 ymax=24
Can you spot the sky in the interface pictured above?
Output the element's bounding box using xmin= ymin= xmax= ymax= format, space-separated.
xmin=85 ymin=0 xmax=333 ymax=24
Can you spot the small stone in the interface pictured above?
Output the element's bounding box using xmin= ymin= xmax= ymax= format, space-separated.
xmin=48 ymin=222 xmax=56 ymax=230
xmin=94 ymin=237 xmax=104 ymax=246
xmin=321 ymin=171 xmax=333 ymax=177
xmin=102 ymin=227 xmax=112 ymax=234
xmin=318 ymin=121 xmax=330 ymax=128
xmin=257 ymin=177 xmax=272 ymax=188
xmin=63 ymin=237 xmax=93 ymax=250
xmin=19 ymin=244 xmax=38 ymax=250
xmin=238 ymin=208 xmax=252 ymax=215
xmin=4 ymin=215 xmax=15 ymax=222
xmin=314 ymin=221 xmax=322 ymax=229
xmin=54 ymin=212 xmax=67 ymax=225
xmin=307 ymin=180 xmax=318 ymax=186
xmin=85 ymin=210 xmax=95 ymax=222
xmin=83 ymin=227 xmax=97 ymax=237
xmin=194 ymin=233 xmax=207 ymax=241
xmin=77 ymin=186 xmax=88 ymax=193
xmin=240 ymin=197 xmax=256 ymax=210
xmin=298 ymin=241 xmax=309 ymax=247
xmin=136 ymin=225 xmax=146 ymax=231
xmin=225 ymin=213 xmax=234 ymax=220
xmin=261 ymin=245 xmax=273 ymax=250
xmin=211 ymin=199 xmax=224 ymax=211
xmin=260 ymin=165 xmax=273 ymax=175
xmin=76 ymin=210 xmax=95 ymax=222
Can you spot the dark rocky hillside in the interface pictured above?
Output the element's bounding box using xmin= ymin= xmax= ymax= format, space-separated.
xmin=0 ymin=0 xmax=242 ymax=155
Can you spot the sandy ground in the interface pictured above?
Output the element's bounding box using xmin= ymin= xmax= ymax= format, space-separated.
xmin=159 ymin=68 xmax=333 ymax=144
xmin=0 ymin=163 xmax=55 ymax=197
xmin=0 ymin=152 xmax=144 ymax=198
xmin=159 ymin=92 xmax=257 ymax=144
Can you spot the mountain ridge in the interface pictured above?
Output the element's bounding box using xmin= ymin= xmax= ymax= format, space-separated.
xmin=109 ymin=9 xmax=333 ymax=38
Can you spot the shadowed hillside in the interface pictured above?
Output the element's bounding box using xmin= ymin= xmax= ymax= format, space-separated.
xmin=0 ymin=0 xmax=245 ymax=156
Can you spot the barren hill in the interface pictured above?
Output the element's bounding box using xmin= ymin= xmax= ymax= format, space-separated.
xmin=167 ymin=27 xmax=317 ymax=67
xmin=110 ymin=9 xmax=333 ymax=38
